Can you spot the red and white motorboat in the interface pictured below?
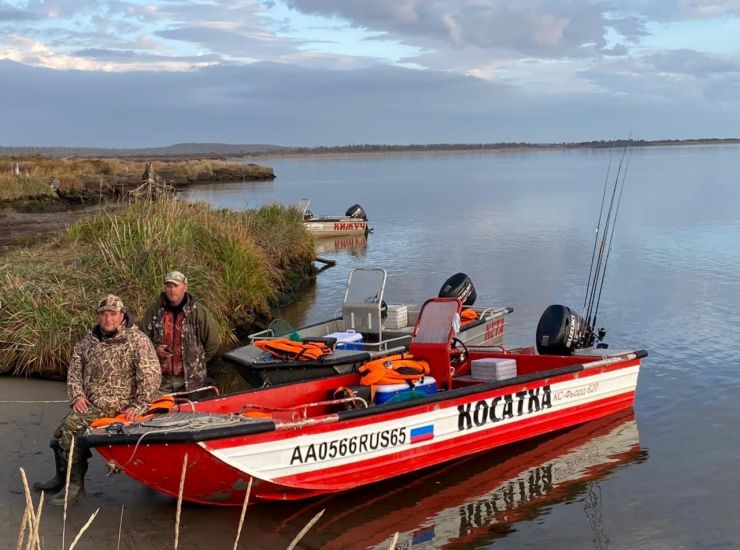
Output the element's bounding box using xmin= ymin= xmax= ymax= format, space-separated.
xmin=80 ymin=298 xmax=646 ymax=506
xmin=300 ymin=199 xmax=370 ymax=237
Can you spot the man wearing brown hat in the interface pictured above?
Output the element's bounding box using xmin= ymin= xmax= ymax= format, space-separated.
xmin=140 ymin=271 xmax=220 ymax=393
xmin=34 ymin=294 xmax=160 ymax=505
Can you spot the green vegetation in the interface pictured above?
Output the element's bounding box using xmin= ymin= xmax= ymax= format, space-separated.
xmin=0 ymin=176 xmax=58 ymax=201
xmin=0 ymin=156 xmax=275 ymax=202
xmin=0 ymin=197 xmax=314 ymax=378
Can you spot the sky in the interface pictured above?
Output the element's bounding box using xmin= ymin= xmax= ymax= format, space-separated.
xmin=1 ymin=0 xmax=739 ymax=147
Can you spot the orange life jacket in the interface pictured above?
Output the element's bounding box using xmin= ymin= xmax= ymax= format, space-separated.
xmin=460 ymin=308 xmax=479 ymax=326
xmin=90 ymin=395 xmax=177 ymax=428
xmin=254 ymin=338 xmax=333 ymax=361
xmin=358 ymin=354 xmax=430 ymax=386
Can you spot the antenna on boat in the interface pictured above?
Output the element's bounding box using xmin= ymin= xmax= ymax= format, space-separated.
xmin=536 ymin=139 xmax=632 ymax=355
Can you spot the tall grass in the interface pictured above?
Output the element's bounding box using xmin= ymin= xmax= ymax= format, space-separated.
xmin=0 ymin=197 xmax=314 ymax=377
xmin=0 ymin=176 xmax=57 ymax=201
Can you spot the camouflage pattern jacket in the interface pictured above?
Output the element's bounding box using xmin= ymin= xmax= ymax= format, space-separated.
xmin=139 ymin=293 xmax=219 ymax=391
xmin=67 ymin=313 xmax=161 ymax=415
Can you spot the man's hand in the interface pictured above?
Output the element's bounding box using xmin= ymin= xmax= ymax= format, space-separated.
xmin=72 ymin=396 xmax=90 ymax=414
xmin=155 ymin=344 xmax=173 ymax=360
xmin=122 ymin=408 xmax=137 ymax=422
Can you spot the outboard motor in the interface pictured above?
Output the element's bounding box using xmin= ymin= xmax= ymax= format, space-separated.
xmin=536 ymin=305 xmax=589 ymax=355
xmin=345 ymin=204 xmax=367 ymax=220
xmin=438 ymin=272 xmax=477 ymax=306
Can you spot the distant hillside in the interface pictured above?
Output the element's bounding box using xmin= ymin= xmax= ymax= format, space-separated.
xmin=1 ymin=138 xmax=738 ymax=158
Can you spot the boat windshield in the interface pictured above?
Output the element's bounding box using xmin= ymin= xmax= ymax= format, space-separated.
xmin=413 ymin=299 xmax=458 ymax=344
xmin=344 ymin=268 xmax=386 ymax=305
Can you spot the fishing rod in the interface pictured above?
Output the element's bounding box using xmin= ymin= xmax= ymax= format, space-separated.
xmin=591 ymin=154 xmax=630 ymax=334
xmin=583 ymin=153 xmax=613 ymax=311
xmin=582 ymin=142 xmax=631 ymax=346
xmin=536 ymin=139 xmax=632 ymax=355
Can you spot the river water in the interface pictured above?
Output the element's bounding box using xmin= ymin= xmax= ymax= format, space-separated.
xmin=4 ymin=145 xmax=739 ymax=548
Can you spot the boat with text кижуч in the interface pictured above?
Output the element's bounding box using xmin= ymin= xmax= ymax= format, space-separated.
xmin=300 ymin=199 xmax=370 ymax=237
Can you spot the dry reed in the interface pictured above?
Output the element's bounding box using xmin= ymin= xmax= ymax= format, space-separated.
xmin=232 ymin=477 xmax=253 ymax=550
xmin=174 ymin=453 xmax=188 ymax=550
xmin=68 ymin=509 xmax=100 ymax=550
xmin=17 ymin=464 xmax=99 ymax=550
xmin=62 ymin=437 xmax=75 ymax=549
xmin=286 ymin=509 xmax=325 ymax=550
xmin=117 ymin=505 xmax=125 ymax=550
xmin=17 ymin=467 xmax=40 ymax=550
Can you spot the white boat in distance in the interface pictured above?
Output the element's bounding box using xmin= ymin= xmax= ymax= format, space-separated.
xmin=299 ymin=199 xmax=370 ymax=237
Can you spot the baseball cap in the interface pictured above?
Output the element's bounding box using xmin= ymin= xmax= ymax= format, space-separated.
xmin=97 ymin=294 xmax=124 ymax=313
xmin=163 ymin=271 xmax=188 ymax=285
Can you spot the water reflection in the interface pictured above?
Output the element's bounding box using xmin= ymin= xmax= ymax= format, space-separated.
xmin=314 ymin=235 xmax=368 ymax=257
xmin=276 ymin=410 xmax=645 ymax=549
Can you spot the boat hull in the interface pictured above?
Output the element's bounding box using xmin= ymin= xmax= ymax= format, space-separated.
xmin=93 ymin=355 xmax=640 ymax=504
xmin=305 ymin=218 xmax=368 ymax=237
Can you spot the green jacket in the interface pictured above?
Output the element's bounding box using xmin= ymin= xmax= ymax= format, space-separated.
xmin=139 ymin=292 xmax=220 ymax=391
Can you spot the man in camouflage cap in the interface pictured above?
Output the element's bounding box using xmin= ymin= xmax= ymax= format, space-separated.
xmin=140 ymin=270 xmax=220 ymax=394
xmin=34 ymin=294 xmax=160 ymax=505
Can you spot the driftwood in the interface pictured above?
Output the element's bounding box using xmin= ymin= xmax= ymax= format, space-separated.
xmin=128 ymin=162 xmax=174 ymax=200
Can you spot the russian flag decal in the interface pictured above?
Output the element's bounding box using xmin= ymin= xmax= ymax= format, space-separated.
xmin=410 ymin=424 xmax=434 ymax=444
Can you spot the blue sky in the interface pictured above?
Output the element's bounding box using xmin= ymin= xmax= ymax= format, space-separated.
xmin=1 ymin=0 xmax=739 ymax=147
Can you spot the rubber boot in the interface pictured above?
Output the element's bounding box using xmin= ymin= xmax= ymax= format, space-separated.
xmin=50 ymin=450 xmax=89 ymax=506
xmin=33 ymin=440 xmax=66 ymax=493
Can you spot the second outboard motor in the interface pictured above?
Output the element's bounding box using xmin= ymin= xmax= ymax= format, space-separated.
xmin=536 ymin=305 xmax=588 ymax=355
xmin=345 ymin=204 xmax=367 ymax=220
xmin=438 ymin=272 xmax=477 ymax=306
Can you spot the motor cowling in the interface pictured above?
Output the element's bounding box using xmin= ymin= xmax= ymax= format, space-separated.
xmin=438 ymin=272 xmax=477 ymax=306
xmin=345 ymin=204 xmax=367 ymax=220
xmin=536 ymin=305 xmax=588 ymax=355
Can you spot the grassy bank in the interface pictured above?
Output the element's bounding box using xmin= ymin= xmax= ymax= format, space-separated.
xmin=0 ymin=176 xmax=58 ymax=202
xmin=0 ymin=156 xmax=275 ymax=203
xmin=0 ymin=197 xmax=314 ymax=378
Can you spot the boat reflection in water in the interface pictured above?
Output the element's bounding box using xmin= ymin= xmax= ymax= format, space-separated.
xmin=280 ymin=410 xmax=645 ymax=549
xmin=314 ymin=235 xmax=368 ymax=257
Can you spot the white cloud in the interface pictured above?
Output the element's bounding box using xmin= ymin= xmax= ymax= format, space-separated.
xmin=0 ymin=34 xmax=217 ymax=71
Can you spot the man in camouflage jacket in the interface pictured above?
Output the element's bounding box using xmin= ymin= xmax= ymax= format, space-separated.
xmin=139 ymin=270 xmax=220 ymax=393
xmin=34 ymin=294 xmax=160 ymax=505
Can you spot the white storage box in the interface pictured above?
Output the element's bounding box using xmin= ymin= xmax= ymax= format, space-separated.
xmin=471 ymin=358 xmax=517 ymax=381
xmin=326 ymin=330 xmax=364 ymax=350
xmin=384 ymin=304 xmax=408 ymax=329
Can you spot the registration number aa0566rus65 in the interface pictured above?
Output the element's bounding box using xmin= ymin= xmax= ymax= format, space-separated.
xmin=290 ymin=427 xmax=407 ymax=465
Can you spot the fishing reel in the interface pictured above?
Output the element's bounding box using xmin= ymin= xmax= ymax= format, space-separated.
xmin=575 ymin=325 xmax=608 ymax=350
